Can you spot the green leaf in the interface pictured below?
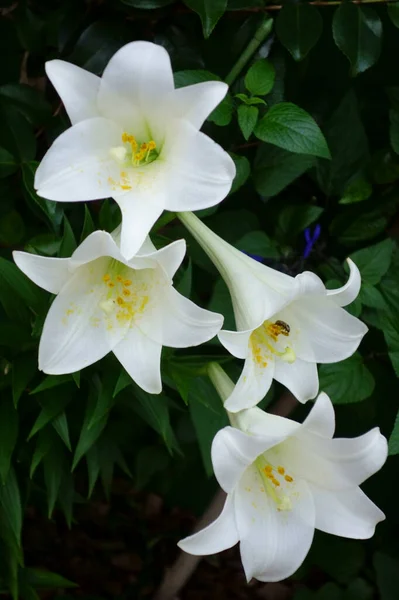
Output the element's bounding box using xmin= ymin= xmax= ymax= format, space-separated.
xmin=388 ymin=409 xmax=399 ymax=455
xmin=22 ymin=568 xmax=77 ymax=590
xmin=0 ymin=147 xmax=17 ymax=178
xmin=276 ymin=4 xmax=322 ymax=61
xmin=332 ymin=4 xmax=382 ymax=76
xmin=350 ymin=239 xmax=395 ymax=285
xmin=236 ymin=231 xmax=279 ymax=259
xmin=30 ymin=430 xmax=52 ymax=478
xmin=0 ymin=468 xmax=22 ymax=555
xmin=278 ymin=204 xmax=323 ymax=239
xmin=21 ymin=162 xmax=63 ymax=232
xmin=374 ymin=552 xmax=399 ymax=600
xmin=0 ymin=399 xmax=18 ymax=484
xmin=0 ymin=210 xmax=25 ymax=245
xmin=87 ymin=371 xmax=119 ymax=429
xmin=254 ymin=143 xmax=315 ymax=197
xmin=359 ymin=284 xmax=386 ymax=310
xmin=135 ymin=445 xmax=170 ymax=490
xmin=0 ymin=257 xmax=45 ymax=315
xmin=244 ymin=59 xmax=275 ymax=96
xmin=72 ymin=389 xmax=109 ymax=470
xmin=183 ymin=0 xmax=227 ymax=37
xmin=319 ymin=354 xmax=375 ymax=404
xmin=43 ymin=451 xmax=63 ymax=517
xmin=237 ymin=104 xmax=258 ymax=140
xmin=316 ymin=91 xmax=369 ymax=196
xmin=339 ymin=178 xmax=372 ymax=204
xmin=229 ymin=153 xmax=251 ymax=194
xmin=80 ymin=204 xmax=95 ymax=242
xmin=86 ymin=445 xmax=101 ymax=498
xmin=189 ymin=376 xmax=229 ymax=475
xmin=389 ymin=109 xmax=399 ymax=155
xmin=255 ymin=102 xmax=330 ymax=159
xmin=28 ymin=388 xmax=73 ymax=440
xmin=52 ymin=412 xmax=71 ymax=451
xmin=0 ymin=83 xmax=51 ymax=126
xmin=12 ymin=353 xmax=37 ymax=407
xmin=176 ymin=260 xmax=192 ymax=298
xmin=235 ymin=93 xmax=266 ymax=106
xmin=0 ymin=102 xmax=36 ymax=161
xmin=133 ymin=385 xmax=180 ymax=454
xmin=388 ymin=2 xmax=399 ymax=28
xmin=58 ymin=216 xmax=77 ymax=258
xmin=30 ymin=375 xmax=73 ymax=394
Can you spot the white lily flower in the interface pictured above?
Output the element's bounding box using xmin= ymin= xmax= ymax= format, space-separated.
xmin=178 ymin=212 xmax=367 ymax=411
xmin=178 ymin=365 xmax=387 ymax=583
xmin=35 ymin=41 xmax=236 ymax=259
xmin=13 ymin=232 xmax=223 ymax=393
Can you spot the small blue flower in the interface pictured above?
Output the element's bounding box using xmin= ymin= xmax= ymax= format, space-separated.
xmin=303 ymin=224 xmax=321 ymax=259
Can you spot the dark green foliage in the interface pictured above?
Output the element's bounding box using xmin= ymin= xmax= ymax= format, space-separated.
xmin=0 ymin=0 xmax=398 ymax=597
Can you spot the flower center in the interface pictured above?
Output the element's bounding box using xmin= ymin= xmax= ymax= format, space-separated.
xmin=254 ymin=455 xmax=294 ymax=512
xmin=110 ymin=132 xmax=158 ymax=168
xmin=250 ymin=319 xmax=296 ymax=368
xmin=99 ymin=261 xmax=150 ymax=324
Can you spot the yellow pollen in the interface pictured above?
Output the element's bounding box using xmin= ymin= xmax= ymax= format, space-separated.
xmin=264 ymin=465 xmax=272 ymax=475
xmin=122 ymin=288 xmax=131 ymax=296
xmin=148 ymin=140 xmax=156 ymax=150
xmin=277 ymin=466 xmax=285 ymax=475
xmin=103 ymin=274 xmax=111 ymax=282
xmin=116 ymin=276 xmax=122 ymax=282
xmin=141 ymin=142 xmax=148 ymax=151
xmin=124 ymin=279 xmax=132 ymax=286
xmin=285 ymin=475 xmax=293 ymax=483
xmin=121 ymin=184 xmax=132 ymax=190
xmin=116 ymin=297 xmax=124 ymax=305
xmin=107 ymin=282 xmax=115 ymax=288
xmin=272 ymin=478 xmax=280 ymax=487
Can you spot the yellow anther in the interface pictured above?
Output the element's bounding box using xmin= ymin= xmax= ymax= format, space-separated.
xmin=134 ymin=151 xmax=145 ymax=163
xmin=148 ymin=140 xmax=156 ymax=150
xmin=121 ymin=184 xmax=132 ymax=190
xmin=141 ymin=142 xmax=148 ymax=151
xmin=272 ymin=478 xmax=280 ymax=487
xmin=103 ymin=274 xmax=111 ymax=282
xmin=116 ymin=297 xmax=124 ymax=305
xmin=122 ymin=288 xmax=131 ymax=297
xmin=264 ymin=465 xmax=272 ymax=475
xmin=285 ymin=475 xmax=293 ymax=483
xmin=277 ymin=466 xmax=285 ymax=475
xmin=116 ymin=276 xmax=122 ymax=282
xmin=108 ymin=282 xmax=115 ymax=288
xmin=124 ymin=279 xmax=132 ymax=286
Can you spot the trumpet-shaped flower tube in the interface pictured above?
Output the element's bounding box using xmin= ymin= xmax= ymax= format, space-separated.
xmin=35 ymin=42 xmax=235 ymax=259
xmin=13 ymin=232 xmax=223 ymax=393
xmin=178 ymin=365 xmax=387 ymax=583
xmin=178 ymin=212 xmax=367 ymax=411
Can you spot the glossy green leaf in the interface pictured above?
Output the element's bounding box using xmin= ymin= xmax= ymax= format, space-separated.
xmin=72 ymin=389 xmax=109 ymax=470
xmin=0 ymin=399 xmax=18 ymax=484
xmin=350 ymin=239 xmax=395 ymax=285
xmin=254 ymin=143 xmax=315 ymax=197
xmin=236 ymin=230 xmax=279 ymax=259
xmin=244 ymin=59 xmax=275 ymax=96
xmin=332 ymin=4 xmax=382 ymax=76
xmin=43 ymin=451 xmax=63 ymax=517
xmin=183 ymin=0 xmax=227 ymax=37
xmin=58 ymin=216 xmax=77 ymax=258
xmin=276 ymin=4 xmax=322 ymax=61
xmin=339 ymin=178 xmax=372 ymax=204
xmin=237 ymin=104 xmax=258 ymax=140
xmin=388 ymin=2 xmax=399 ymax=28
xmin=12 ymin=353 xmax=37 ymax=407
xmin=0 ymin=148 xmax=17 ymax=178
xmin=255 ymin=102 xmax=330 ymax=159
xmin=229 ymin=153 xmax=250 ymax=194
xmin=319 ymin=354 xmax=375 ymax=404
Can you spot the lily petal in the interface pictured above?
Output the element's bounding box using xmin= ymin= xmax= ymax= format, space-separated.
xmin=161 ymin=122 xmax=235 ymax=212
xmin=224 ymin=353 xmax=275 ymax=412
xmin=301 ymin=392 xmax=335 ymax=439
xmin=292 ymin=297 xmax=368 ymax=363
xmin=283 ymin=427 xmax=388 ymax=491
xmin=235 ymin=467 xmax=315 ymax=582
xmin=70 ymin=230 xmax=124 ymax=267
xmin=310 ymin=484 xmax=385 ymax=539
xmin=326 ymin=259 xmax=361 ymax=307
xmin=273 ymin=358 xmax=319 ymax=404
xmin=35 ymin=118 xmax=124 ymax=201
xmin=39 ymin=261 xmax=129 ymax=374
xmin=116 ymin=192 xmax=164 ymax=261
xmin=139 ymin=287 xmax=223 ymax=348
xmin=173 ymin=81 xmax=228 ymax=130
xmin=218 ymin=328 xmax=252 ymax=360
xmin=13 ymin=252 xmax=71 ymax=294
xmin=113 ymin=326 xmax=162 ymax=394
xmin=98 ymin=41 xmax=174 ymax=136
xmin=45 ymin=60 xmax=101 ymax=125
xmin=133 ymin=239 xmax=186 ymax=280
xmin=178 ymin=494 xmax=239 ymax=555
xmin=211 ymin=427 xmax=288 ymax=493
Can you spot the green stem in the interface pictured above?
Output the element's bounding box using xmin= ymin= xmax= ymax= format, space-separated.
xmin=224 ymin=16 xmax=274 ymax=87
xmin=207 ymin=362 xmax=238 ymax=427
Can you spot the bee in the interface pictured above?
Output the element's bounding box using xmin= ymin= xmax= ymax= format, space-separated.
xmin=275 ymin=320 xmax=290 ymax=336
